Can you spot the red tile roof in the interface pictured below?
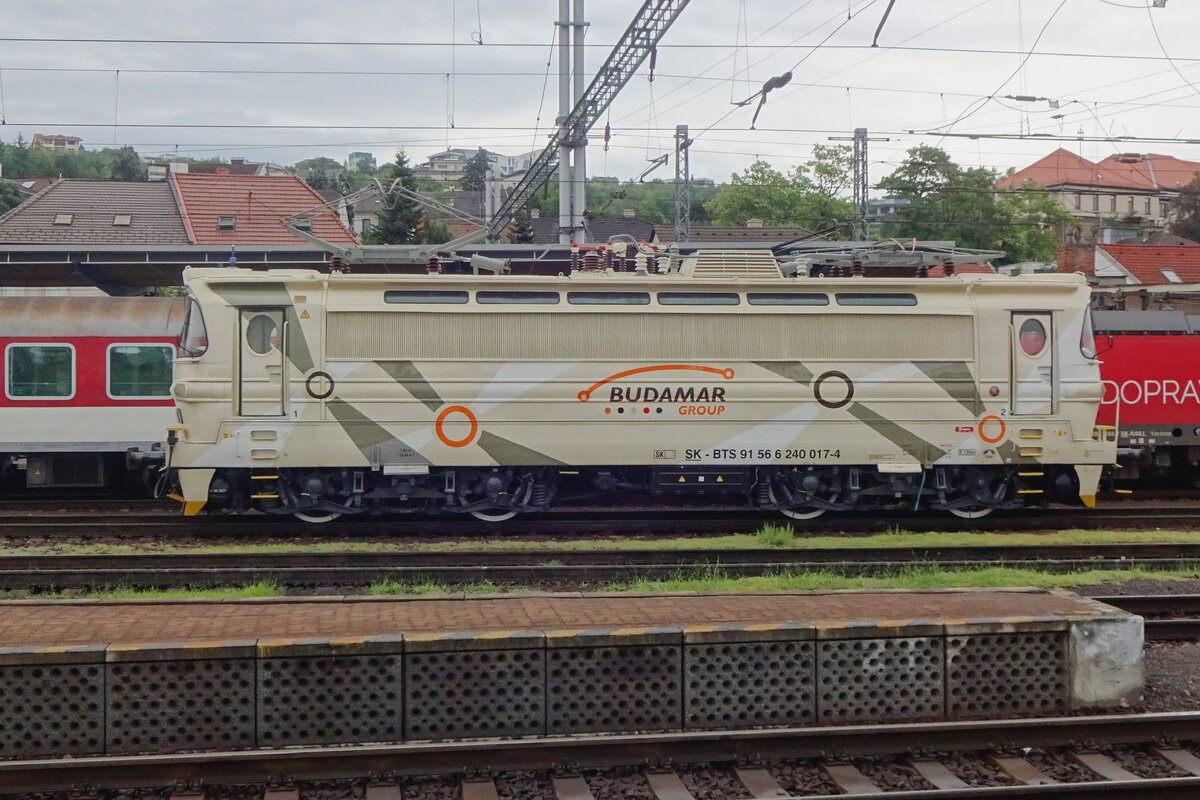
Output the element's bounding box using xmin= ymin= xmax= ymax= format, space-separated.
xmin=1099 ymin=244 xmax=1200 ymax=284
xmin=171 ymin=173 xmax=356 ymax=246
xmin=996 ymin=148 xmax=1200 ymax=192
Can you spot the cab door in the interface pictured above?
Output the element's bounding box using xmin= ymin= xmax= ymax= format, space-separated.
xmin=1011 ymin=312 xmax=1054 ymax=415
xmin=238 ymin=308 xmax=286 ymax=416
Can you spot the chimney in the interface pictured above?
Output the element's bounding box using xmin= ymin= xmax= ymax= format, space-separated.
xmin=147 ymin=163 xmax=167 ymax=182
xmin=746 ymin=218 xmax=764 ymax=228
xmin=231 ymin=157 xmax=246 ymax=166
xmin=169 ymin=161 xmax=189 ymax=174
xmin=530 ymin=208 xmax=540 ymax=219
xmin=623 ymin=208 xmax=636 ymax=218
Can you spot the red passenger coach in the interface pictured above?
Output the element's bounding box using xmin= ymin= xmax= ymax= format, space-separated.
xmin=0 ymin=296 xmax=185 ymax=490
xmin=1093 ymin=310 xmax=1200 ymax=481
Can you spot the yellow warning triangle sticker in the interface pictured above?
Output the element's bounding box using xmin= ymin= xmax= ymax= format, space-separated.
xmin=678 ymin=475 xmax=686 ymax=482
xmin=716 ymin=475 xmax=724 ymax=482
xmin=300 ymin=309 xmax=310 ymax=319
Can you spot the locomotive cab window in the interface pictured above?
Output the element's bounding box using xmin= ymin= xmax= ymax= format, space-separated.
xmin=179 ymin=297 xmax=208 ymax=357
xmin=107 ymin=344 xmax=174 ymax=398
xmin=5 ymin=344 xmax=74 ymax=399
xmin=245 ymin=314 xmax=280 ymax=355
xmin=1019 ymin=318 xmax=1047 ymax=356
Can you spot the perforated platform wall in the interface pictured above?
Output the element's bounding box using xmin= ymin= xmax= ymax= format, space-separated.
xmin=684 ymin=640 xmax=816 ymax=730
xmin=258 ymin=655 xmax=404 ymax=747
xmin=0 ymin=663 xmax=104 ymax=758
xmin=106 ymin=659 xmax=256 ymax=754
xmin=946 ymin=631 xmax=1069 ymax=717
xmin=0 ymin=595 xmax=1139 ymax=761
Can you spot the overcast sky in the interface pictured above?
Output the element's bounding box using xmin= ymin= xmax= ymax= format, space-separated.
xmin=2 ymin=0 xmax=1199 ymax=191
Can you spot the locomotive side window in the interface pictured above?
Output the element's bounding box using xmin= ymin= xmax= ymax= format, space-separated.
xmin=179 ymin=297 xmax=208 ymax=357
xmin=1019 ymin=318 xmax=1047 ymax=356
xmin=5 ymin=344 xmax=74 ymax=399
xmin=477 ymin=291 xmax=560 ymax=304
xmin=245 ymin=314 xmax=280 ymax=355
xmin=836 ymin=293 xmax=917 ymax=306
xmin=657 ymin=292 xmax=740 ymax=305
xmin=567 ymin=291 xmax=650 ymax=305
xmin=747 ymin=292 xmax=829 ymax=306
xmin=384 ymin=290 xmax=468 ymax=304
xmin=107 ymin=344 xmax=174 ymax=398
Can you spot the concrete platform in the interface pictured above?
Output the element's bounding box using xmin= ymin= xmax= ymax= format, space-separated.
xmin=0 ymin=589 xmax=1143 ymax=759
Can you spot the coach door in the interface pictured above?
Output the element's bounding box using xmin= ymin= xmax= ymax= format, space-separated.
xmin=238 ymin=308 xmax=287 ymax=416
xmin=1011 ymin=312 xmax=1054 ymax=415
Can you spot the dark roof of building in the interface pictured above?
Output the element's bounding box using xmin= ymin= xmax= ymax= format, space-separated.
xmin=172 ymin=173 xmax=357 ymax=246
xmin=530 ymin=215 xmax=656 ymax=245
xmin=0 ymin=179 xmax=190 ymax=244
xmin=686 ymin=226 xmax=811 ymax=244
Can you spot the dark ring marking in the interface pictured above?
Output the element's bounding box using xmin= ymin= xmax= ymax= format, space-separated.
xmin=813 ymin=370 xmax=854 ymax=409
xmin=305 ymin=371 xmax=335 ymax=400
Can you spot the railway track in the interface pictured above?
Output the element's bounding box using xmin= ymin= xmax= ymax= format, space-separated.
xmin=2 ymin=501 xmax=1200 ymax=538
xmin=5 ymin=712 xmax=1200 ymax=796
xmin=6 ymin=545 xmax=1200 ymax=591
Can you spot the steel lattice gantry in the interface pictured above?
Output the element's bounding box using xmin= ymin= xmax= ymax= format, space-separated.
xmin=486 ymin=0 xmax=692 ymax=241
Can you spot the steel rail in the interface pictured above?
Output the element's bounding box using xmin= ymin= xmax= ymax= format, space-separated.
xmin=4 ymin=712 xmax=1200 ymax=794
xmin=2 ymin=503 xmax=1200 ymax=538
xmin=9 ymin=545 xmax=1200 ymax=590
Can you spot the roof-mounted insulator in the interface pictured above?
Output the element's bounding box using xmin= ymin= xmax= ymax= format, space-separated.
xmin=648 ymin=47 xmax=657 ymax=83
xmin=851 ymin=258 xmax=865 ymax=278
xmin=426 ymin=255 xmax=442 ymax=275
xmin=942 ymin=258 xmax=956 ymax=277
xmin=916 ymin=263 xmax=929 ymax=278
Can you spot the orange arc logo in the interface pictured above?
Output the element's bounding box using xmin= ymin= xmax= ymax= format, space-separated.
xmin=577 ymin=364 xmax=734 ymax=403
xmin=978 ymin=415 xmax=1007 ymax=444
xmin=436 ymin=405 xmax=479 ymax=448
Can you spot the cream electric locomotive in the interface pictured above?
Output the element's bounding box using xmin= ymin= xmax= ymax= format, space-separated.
xmin=168 ymin=265 xmax=1116 ymax=522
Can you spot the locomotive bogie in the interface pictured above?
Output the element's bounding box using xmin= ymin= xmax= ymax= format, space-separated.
xmin=169 ymin=267 xmax=1114 ymax=520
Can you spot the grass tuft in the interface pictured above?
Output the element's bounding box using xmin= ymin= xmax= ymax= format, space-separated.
xmin=756 ymin=523 xmax=796 ymax=547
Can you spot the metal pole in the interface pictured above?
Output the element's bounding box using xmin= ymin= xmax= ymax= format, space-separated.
xmin=853 ymin=126 xmax=868 ymax=241
xmin=557 ymin=0 xmax=573 ymax=244
xmin=572 ymin=0 xmax=587 ymax=243
xmin=674 ymin=124 xmax=691 ymax=243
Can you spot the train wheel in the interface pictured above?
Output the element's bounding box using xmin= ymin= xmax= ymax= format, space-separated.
xmin=292 ymin=497 xmax=354 ymax=524
xmin=767 ymin=484 xmax=831 ymax=520
xmin=947 ymin=505 xmax=994 ymax=520
xmin=468 ymin=508 xmax=520 ymax=523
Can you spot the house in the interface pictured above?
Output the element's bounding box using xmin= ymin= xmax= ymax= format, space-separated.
xmin=182 ymin=157 xmax=289 ymax=177
xmin=31 ymin=134 xmax=82 ymax=153
xmin=685 ymin=220 xmax=811 ymax=245
xmin=414 ymin=148 xmax=539 ymax=184
xmin=0 ymin=173 xmax=356 ymax=291
xmin=171 ymin=173 xmax=356 ymax=246
xmin=0 ymin=180 xmax=190 ymax=246
xmin=997 ymin=149 xmax=1200 ymax=241
xmin=346 ymin=152 xmax=377 ymax=172
xmin=1058 ymin=241 xmax=1200 ymax=287
xmin=528 ymin=208 xmax=656 ymax=245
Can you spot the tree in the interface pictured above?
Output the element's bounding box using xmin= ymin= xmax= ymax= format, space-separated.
xmin=366 ymin=150 xmax=422 ymax=245
xmin=804 ymin=143 xmax=853 ymax=199
xmin=704 ymin=158 xmax=852 ymax=232
xmin=461 ymin=150 xmax=490 ymax=191
xmin=509 ymin=207 xmax=535 ymax=243
xmin=0 ymin=181 xmax=23 ymax=215
xmin=1171 ymin=175 xmax=1200 ymax=243
xmin=108 ymin=147 xmax=146 ymax=181
xmin=878 ymin=144 xmax=1072 ymax=262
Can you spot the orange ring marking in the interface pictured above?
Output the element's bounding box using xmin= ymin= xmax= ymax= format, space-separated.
xmin=436 ymin=405 xmax=479 ymax=448
xmin=978 ymin=414 xmax=1007 ymax=444
xmin=578 ymin=364 xmax=733 ymax=402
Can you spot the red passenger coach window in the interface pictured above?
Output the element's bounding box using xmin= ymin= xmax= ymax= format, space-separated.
xmin=1019 ymin=319 xmax=1047 ymax=357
